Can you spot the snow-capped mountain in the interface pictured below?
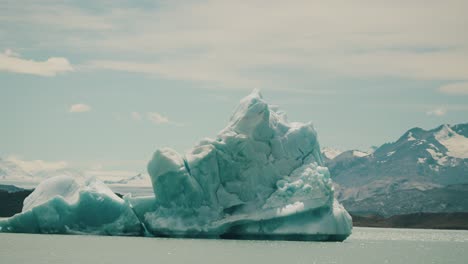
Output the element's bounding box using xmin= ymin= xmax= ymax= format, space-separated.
xmin=102 ymin=173 xmax=150 ymax=186
xmin=321 ymin=147 xmax=343 ymax=162
xmin=0 ymin=156 xmax=82 ymax=185
xmin=326 ymin=123 xmax=468 ymax=216
xmin=321 ymin=147 xmax=376 ymax=165
xmin=0 ymin=156 xmax=150 ymax=188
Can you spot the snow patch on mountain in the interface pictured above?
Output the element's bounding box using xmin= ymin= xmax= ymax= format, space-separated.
xmin=434 ymin=125 xmax=468 ymax=159
xmin=322 ymin=147 xmax=343 ymax=160
xmin=352 ymin=150 xmax=369 ymax=157
xmin=417 ymin=157 xmax=426 ymax=164
xmin=407 ymin=132 xmax=416 ymax=141
xmin=426 ymin=148 xmax=449 ymax=166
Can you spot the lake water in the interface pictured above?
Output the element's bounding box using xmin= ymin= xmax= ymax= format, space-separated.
xmin=1 ymin=227 xmax=467 ymax=264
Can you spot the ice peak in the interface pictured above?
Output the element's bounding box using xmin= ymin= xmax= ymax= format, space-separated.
xmin=227 ymin=89 xmax=274 ymax=140
xmin=249 ymin=88 xmax=263 ymax=99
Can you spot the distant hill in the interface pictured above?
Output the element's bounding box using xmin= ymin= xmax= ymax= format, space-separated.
xmin=352 ymin=212 xmax=468 ymax=230
xmin=0 ymin=185 xmax=32 ymax=217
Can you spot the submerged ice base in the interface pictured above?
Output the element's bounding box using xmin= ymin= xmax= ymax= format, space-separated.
xmin=0 ymin=90 xmax=352 ymax=241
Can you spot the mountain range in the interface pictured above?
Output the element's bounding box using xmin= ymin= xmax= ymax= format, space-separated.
xmin=0 ymin=157 xmax=82 ymax=187
xmin=0 ymin=157 xmax=149 ymax=188
xmin=324 ymin=123 xmax=468 ymax=217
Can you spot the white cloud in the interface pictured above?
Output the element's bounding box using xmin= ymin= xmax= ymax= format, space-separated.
xmin=131 ymin=111 xmax=142 ymax=121
xmin=147 ymin=112 xmax=170 ymax=124
xmin=69 ymin=104 xmax=92 ymax=113
xmin=84 ymin=59 xmax=258 ymax=88
xmin=85 ymin=0 xmax=468 ymax=87
xmin=0 ymin=49 xmax=73 ymax=76
xmin=438 ymin=82 xmax=468 ymax=95
xmin=426 ymin=107 xmax=447 ymax=117
xmin=131 ymin=111 xmax=183 ymax=126
xmin=85 ymin=170 xmax=138 ymax=178
xmin=7 ymin=155 xmax=68 ymax=173
xmin=3 ymin=1 xmax=468 ymax=87
xmin=4 ymin=49 xmax=19 ymax=57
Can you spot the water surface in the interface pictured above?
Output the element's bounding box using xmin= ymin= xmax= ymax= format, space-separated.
xmin=1 ymin=227 xmax=467 ymax=264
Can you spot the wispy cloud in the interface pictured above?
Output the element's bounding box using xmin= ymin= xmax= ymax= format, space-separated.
xmin=426 ymin=107 xmax=447 ymax=117
xmin=131 ymin=111 xmax=142 ymax=121
xmin=147 ymin=112 xmax=169 ymax=124
xmin=7 ymin=155 xmax=68 ymax=173
xmin=146 ymin=112 xmax=184 ymax=126
xmin=85 ymin=169 xmax=139 ymax=178
xmin=438 ymin=82 xmax=468 ymax=95
xmin=69 ymin=104 xmax=91 ymax=113
xmin=2 ymin=1 xmax=468 ymax=88
xmin=0 ymin=49 xmax=73 ymax=76
xmin=128 ymin=111 xmax=184 ymax=126
xmin=84 ymin=59 xmax=258 ymax=88
xmin=74 ymin=1 xmax=468 ymax=87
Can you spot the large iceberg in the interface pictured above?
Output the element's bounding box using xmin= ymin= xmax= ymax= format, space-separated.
xmin=0 ymin=90 xmax=352 ymax=241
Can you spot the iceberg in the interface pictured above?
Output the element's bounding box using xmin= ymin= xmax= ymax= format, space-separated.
xmin=0 ymin=176 xmax=142 ymax=235
xmin=0 ymin=90 xmax=352 ymax=241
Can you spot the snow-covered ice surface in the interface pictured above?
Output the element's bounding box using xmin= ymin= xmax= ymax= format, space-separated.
xmin=0 ymin=90 xmax=352 ymax=241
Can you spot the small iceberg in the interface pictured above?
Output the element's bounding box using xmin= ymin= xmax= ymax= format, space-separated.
xmin=0 ymin=90 xmax=352 ymax=241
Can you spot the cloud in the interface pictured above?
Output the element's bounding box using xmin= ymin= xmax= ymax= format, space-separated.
xmin=0 ymin=49 xmax=73 ymax=76
xmin=69 ymin=104 xmax=92 ymax=113
xmin=85 ymin=170 xmax=139 ymax=178
xmin=147 ymin=112 xmax=184 ymax=126
xmin=147 ymin=112 xmax=170 ymax=124
xmin=80 ymin=1 xmax=468 ymax=86
xmin=438 ymin=82 xmax=468 ymax=95
xmin=4 ymin=49 xmax=19 ymax=57
xmin=3 ymin=1 xmax=468 ymax=88
xmin=84 ymin=59 xmax=258 ymax=88
xmin=130 ymin=111 xmax=183 ymax=126
xmin=131 ymin=111 xmax=142 ymax=121
xmin=7 ymin=155 xmax=68 ymax=173
xmin=426 ymin=107 xmax=447 ymax=117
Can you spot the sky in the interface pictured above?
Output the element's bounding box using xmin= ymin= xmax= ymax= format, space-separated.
xmin=1 ymin=0 xmax=467 ymax=176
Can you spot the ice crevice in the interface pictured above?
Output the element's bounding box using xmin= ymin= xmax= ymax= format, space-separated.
xmin=0 ymin=90 xmax=352 ymax=241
